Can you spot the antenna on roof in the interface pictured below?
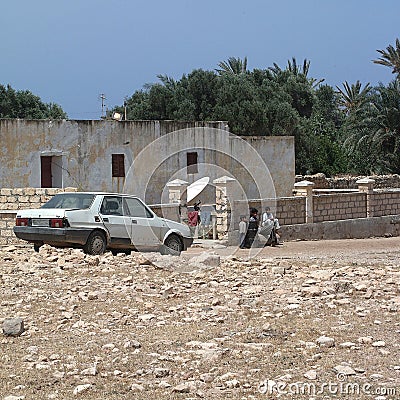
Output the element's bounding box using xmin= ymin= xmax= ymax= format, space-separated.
xmin=99 ymin=93 xmax=106 ymax=119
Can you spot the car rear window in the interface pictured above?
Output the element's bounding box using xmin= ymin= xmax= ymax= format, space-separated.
xmin=41 ymin=193 xmax=96 ymax=209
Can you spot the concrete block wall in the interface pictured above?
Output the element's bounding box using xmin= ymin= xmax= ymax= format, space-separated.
xmin=0 ymin=187 xmax=77 ymax=245
xmin=149 ymin=204 xmax=181 ymax=222
xmin=313 ymin=192 xmax=366 ymax=222
xmin=373 ymin=190 xmax=400 ymax=217
xmin=276 ymin=197 xmax=306 ymax=225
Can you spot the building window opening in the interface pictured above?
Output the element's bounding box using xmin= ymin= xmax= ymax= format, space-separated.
xmin=187 ymin=152 xmax=198 ymax=174
xmin=112 ymin=154 xmax=125 ymax=177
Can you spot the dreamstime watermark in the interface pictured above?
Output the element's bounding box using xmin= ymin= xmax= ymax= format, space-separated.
xmin=258 ymin=375 xmax=398 ymax=398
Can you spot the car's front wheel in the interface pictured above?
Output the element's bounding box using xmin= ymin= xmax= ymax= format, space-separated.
xmin=84 ymin=231 xmax=107 ymax=255
xmin=161 ymin=234 xmax=183 ymax=256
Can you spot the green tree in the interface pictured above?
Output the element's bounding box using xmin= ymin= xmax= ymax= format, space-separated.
xmin=269 ymin=58 xmax=324 ymax=88
xmin=295 ymin=85 xmax=346 ymax=175
xmin=373 ymin=38 xmax=400 ymax=76
xmin=336 ymin=81 xmax=372 ymax=115
xmin=339 ymin=82 xmax=400 ymax=174
xmin=0 ymin=84 xmax=67 ymax=119
xmin=216 ymin=57 xmax=248 ymax=75
xmin=369 ymin=81 xmax=400 ymax=173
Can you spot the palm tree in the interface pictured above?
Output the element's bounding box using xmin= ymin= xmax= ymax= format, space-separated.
xmin=287 ymin=57 xmax=310 ymax=75
xmin=369 ymin=81 xmax=400 ymax=172
xmin=336 ymin=81 xmax=371 ymax=114
xmin=373 ymin=38 xmax=400 ymax=76
xmin=157 ymin=74 xmax=177 ymax=89
xmin=344 ymin=81 xmax=400 ymax=173
xmin=216 ymin=57 xmax=248 ymax=75
xmin=269 ymin=58 xmax=324 ymax=87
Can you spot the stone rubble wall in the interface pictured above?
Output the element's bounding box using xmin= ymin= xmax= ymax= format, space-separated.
xmin=0 ymin=187 xmax=77 ymax=245
xmin=295 ymin=173 xmax=400 ymax=189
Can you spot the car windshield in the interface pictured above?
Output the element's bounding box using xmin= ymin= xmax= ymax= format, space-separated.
xmin=41 ymin=193 xmax=96 ymax=209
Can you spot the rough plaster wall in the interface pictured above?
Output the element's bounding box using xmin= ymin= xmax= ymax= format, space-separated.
xmin=0 ymin=120 xmax=294 ymax=202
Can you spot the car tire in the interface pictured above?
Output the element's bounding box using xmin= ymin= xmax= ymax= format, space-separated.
xmin=161 ymin=234 xmax=183 ymax=256
xmin=84 ymin=231 xmax=107 ymax=255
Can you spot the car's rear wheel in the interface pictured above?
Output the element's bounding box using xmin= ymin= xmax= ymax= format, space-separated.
xmin=84 ymin=231 xmax=107 ymax=255
xmin=161 ymin=234 xmax=183 ymax=256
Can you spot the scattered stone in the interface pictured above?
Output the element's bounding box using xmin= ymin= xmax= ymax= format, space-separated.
xmin=225 ymin=379 xmax=240 ymax=388
xmin=316 ymin=336 xmax=335 ymax=347
xmin=309 ymin=270 xmax=335 ymax=280
xmin=0 ymin=244 xmax=398 ymax=398
xmin=358 ymin=336 xmax=373 ymax=344
xmin=73 ymin=384 xmax=92 ymax=395
xmin=272 ymin=266 xmax=285 ymax=275
xmin=153 ymin=368 xmax=170 ymax=378
xmin=301 ymin=286 xmax=322 ymax=297
xmin=339 ymin=342 xmax=356 ymax=348
xmin=138 ymin=314 xmax=156 ymax=321
xmin=190 ymin=252 xmax=220 ymax=268
xmin=2 ymin=318 xmax=25 ymax=337
xmin=172 ymin=383 xmax=190 ymax=393
xmin=80 ymin=365 xmax=97 ymax=376
xmin=333 ymin=365 xmax=356 ymax=376
xmin=370 ymin=373 xmax=384 ymax=380
xmin=4 ymin=396 xmax=25 ymax=400
xmin=130 ymin=383 xmax=144 ymax=392
xmin=3 ymin=245 xmax=17 ymax=252
xmin=304 ymin=369 xmax=317 ymax=380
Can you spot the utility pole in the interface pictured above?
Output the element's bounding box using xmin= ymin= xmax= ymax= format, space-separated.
xmin=99 ymin=93 xmax=106 ymax=118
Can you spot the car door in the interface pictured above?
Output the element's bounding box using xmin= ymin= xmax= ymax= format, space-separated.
xmin=99 ymin=196 xmax=131 ymax=246
xmin=123 ymin=197 xmax=165 ymax=248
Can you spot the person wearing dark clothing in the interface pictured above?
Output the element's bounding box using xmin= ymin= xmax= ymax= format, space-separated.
xmin=240 ymin=208 xmax=259 ymax=249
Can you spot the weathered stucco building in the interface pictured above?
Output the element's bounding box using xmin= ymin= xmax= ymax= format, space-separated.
xmin=0 ymin=119 xmax=294 ymax=204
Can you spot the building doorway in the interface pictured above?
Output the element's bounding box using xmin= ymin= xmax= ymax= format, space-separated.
xmin=41 ymin=155 xmax=63 ymax=188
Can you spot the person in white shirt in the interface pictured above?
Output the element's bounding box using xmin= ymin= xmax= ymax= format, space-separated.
xmin=262 ymin=207 xmax=281 ymax=245
xmin=238 ymin=215 xmax=247 ymax=247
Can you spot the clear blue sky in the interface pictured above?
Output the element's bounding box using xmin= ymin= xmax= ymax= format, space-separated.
xmin=2 ymin=0 xmax=399 ymax=120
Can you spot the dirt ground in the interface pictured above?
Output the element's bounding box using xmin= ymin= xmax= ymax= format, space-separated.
xmin=190 ymin=236 xmax=400 ymax=264
xmin=1 ymin=237 xmax=399 ymax=399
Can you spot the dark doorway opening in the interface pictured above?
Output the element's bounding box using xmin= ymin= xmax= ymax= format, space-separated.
xmin=41 ymin=156 xmax=52 ymax=188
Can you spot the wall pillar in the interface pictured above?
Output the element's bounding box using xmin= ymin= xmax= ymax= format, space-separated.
xmin=356 ymin=178 xmax=375 ymax=217
xmin=166 ymin=179 xmax=189 ymax=223
xmin=213 ymin=176 xmax=240 ymax=239
xmin=294 ymin=180 xmax=315 ymax=223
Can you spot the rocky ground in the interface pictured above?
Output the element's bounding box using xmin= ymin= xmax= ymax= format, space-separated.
xmin=1 ymin=238 xmax=400 ymax=400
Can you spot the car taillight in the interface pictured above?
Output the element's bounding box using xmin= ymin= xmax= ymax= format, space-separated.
xmin=16 ymin=218 xmax=29 ymax=226
xmin=50 ymin=218 xmax=65 ymax=228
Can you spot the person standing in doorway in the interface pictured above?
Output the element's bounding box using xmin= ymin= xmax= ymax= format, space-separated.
xmin=241 ymin=208 xmax=259 ymax=248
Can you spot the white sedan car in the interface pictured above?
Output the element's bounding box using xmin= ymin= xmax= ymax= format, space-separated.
xmin=13 ymin=192 xmax=193 ymax=255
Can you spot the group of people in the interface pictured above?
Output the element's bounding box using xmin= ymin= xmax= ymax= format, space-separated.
xmin=239 ymin=207 xmax=281 ymax=249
